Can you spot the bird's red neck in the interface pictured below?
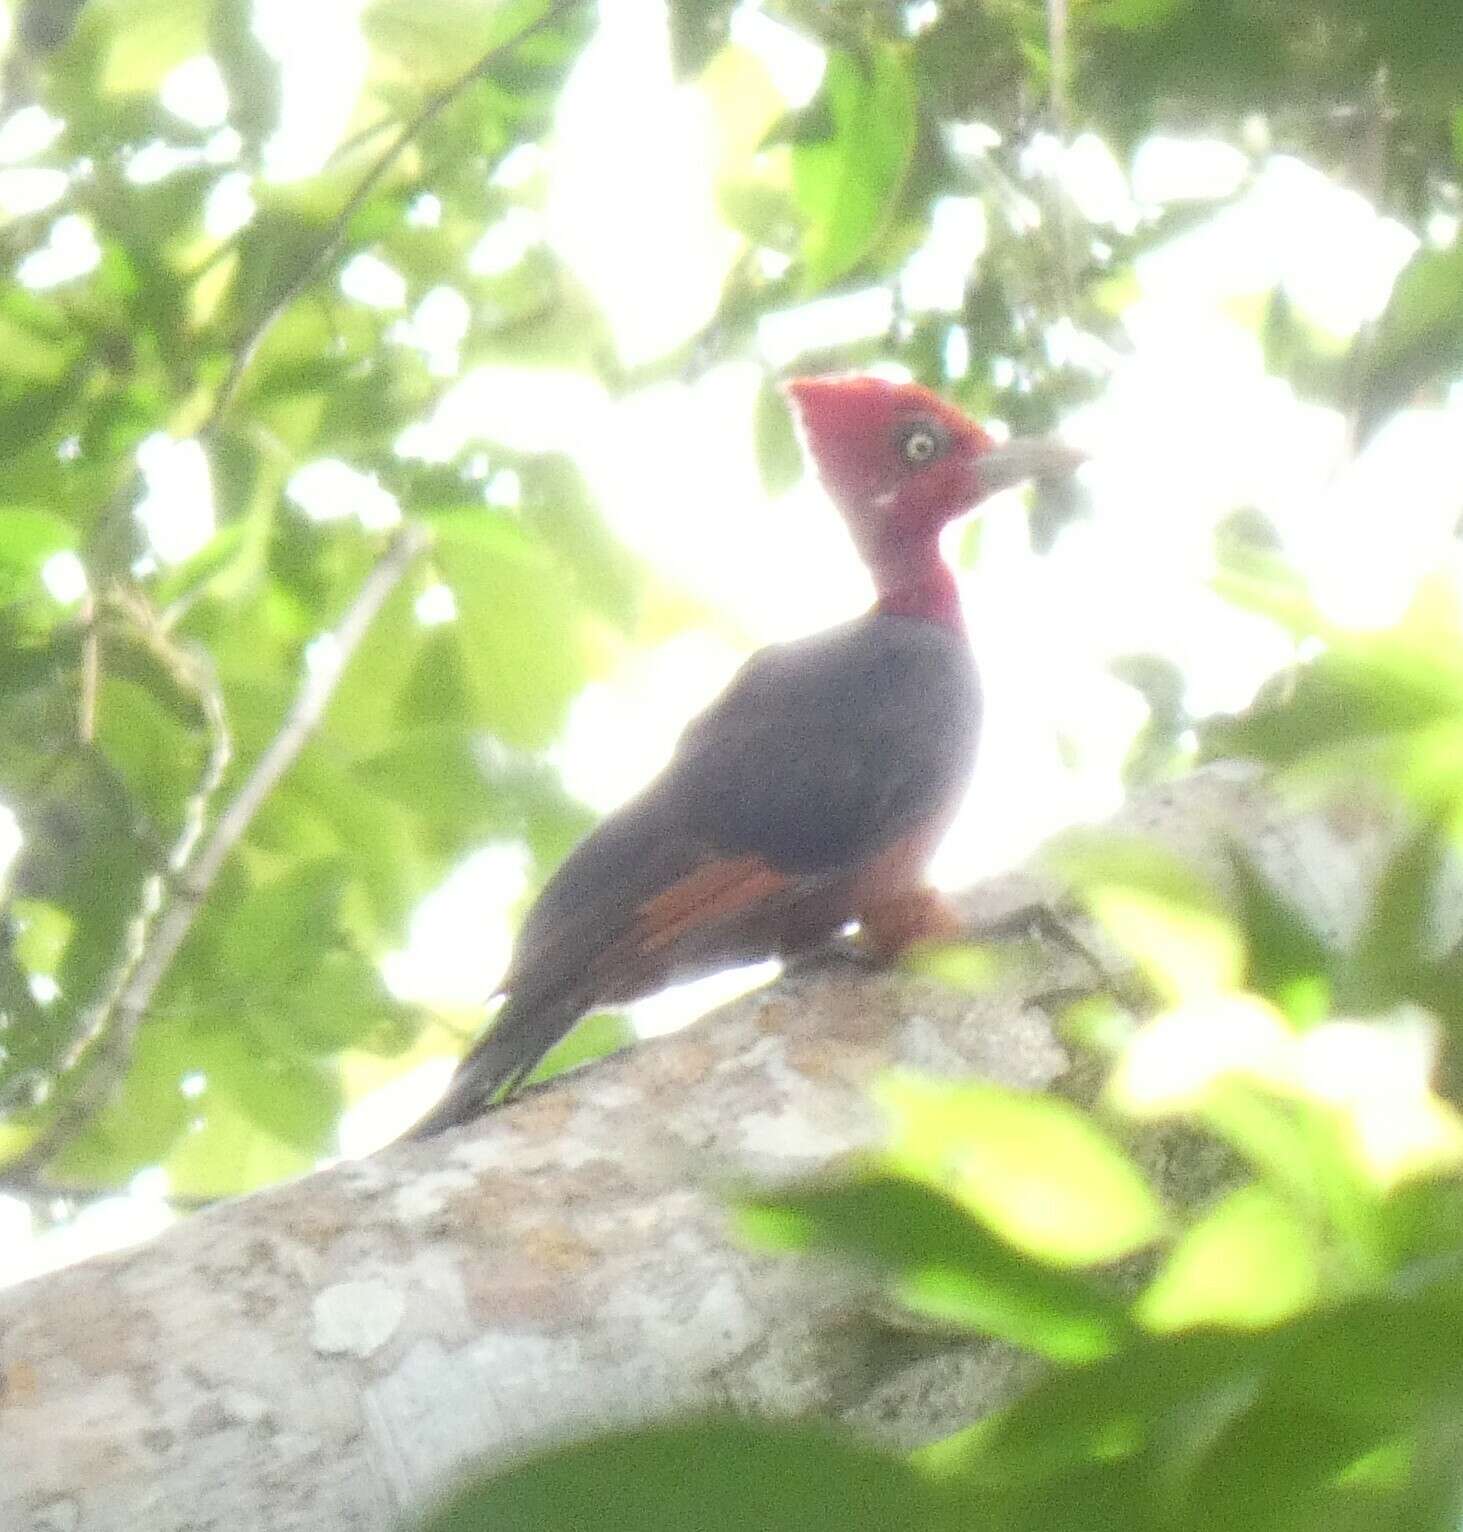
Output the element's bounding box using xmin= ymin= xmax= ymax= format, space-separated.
xmin=869 ymin=538 xmax=966 ymax=631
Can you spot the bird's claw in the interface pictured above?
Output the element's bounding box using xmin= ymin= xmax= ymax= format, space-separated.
xmin=951 ymin=899 xmax=1146 ymax=1014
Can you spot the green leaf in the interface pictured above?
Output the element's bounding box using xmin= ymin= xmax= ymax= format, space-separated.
xmin=399 ymin=625 xmax=476 ymax=727
xmin=209 ymin=0 xmax=281 ymax=147
xmin=791 ymin=45 xmax=916 ymax=291
xmin=163 ymin=1081 xmax=316 ymax=1198
xmin=0 ymin=384 xmax=72 ymax=465
xmin=220 ymin=1045 xmax=341 ymax=1154
xmin=1180 ymin=1288 xmax=1463 ymax=1528
xmin=320 ymin=575 xmax=427 ymax=754
xmin=1195 ymin=1081 xmax=1373 ymax=1237
xmin=515 ymin=454 xmax=640 ymax=628
xmin=364 ymin=0 xmax=516 ymax=77
xmin=1091 ymin=0 xmax=1189 ymax=29
xmin=904 ymin=941 xmax=1000 ymax=993
xmin=225 ymin=858 xmax=350 ymax=983
xmin=363 ymin=0 xmax=586 ymax=88
xmin=1226 ymin=845 xmax=1333 ymax=1026
xmin=10 ymin=897 xmax=72 ymax=980
xmin=434 ymin=512 xmax=589 ymax=748
xmin=421 ymin=1417 xmax=965 ymax=1532
xmin=1259 ymin=287 xmax=1349 ymax=407
xmin=0 ymin=309 xmax=79 ymax=382
xmin=927 ymin=1273 xmax=1463 ymax=1527
xmin=1203 ymin=629 xmax=1463 ymax=809
xmin=257 ymin=947 xmax=417 ymax=1057
xmin=923 ymin=1326 xmax=1278 ymax=1488
xmin=225 ymin=209 xmax=332 ymax=347
xmin=1135 ymin=1184 xmax=1319 ymax=1331
xmin=668 ymin=0 xmax=736 ymax=78
xmin=93 ymin=675 xmax=204 ymax=829
xmin=1047 ymin=832 xmax=1241 ymax=1003
xmin=1355 ymin=241 xmax=1463 ymax=442
xmin=1343 ymin=821 xmax=1447 ymax=1013
xmin=261 ymin=748 xmax=432 ymax=939
xmin=525 ymin=1010 xmax=634 ymax=1086
xmin=739 ymin=1171 xmax=1126 ymax=1361
xmin=1335 ymin=822 xmax=1463 ymax=1069
xmin=0 ymin=507 xmax=75 ymax=580
xmin=148 ymin=519 xmax=258 ymax=612
xmin=79 ymin=0 xmax=209 ymax=95
xmin=754 ymin=377 xmax=803 ymax=496
xmin=881 ymin=1076 xmax=1166 ymax=1266
xmin=352 ymin=727 xmax=499 ymax=832
xmin=49 ymin=1019 xmax=196 ymax=1184
xmin=1047 ymin=830 xmax=1221 ymax=916
xmin=1111 ymin=653 xmax=1190 ymax=790
xmin=1098 ymin=888 xmax=1243 ymax=1002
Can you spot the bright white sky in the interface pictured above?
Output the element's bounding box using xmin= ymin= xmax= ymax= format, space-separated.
xmin=5 ymin=0 xmax=1463 ymax=1285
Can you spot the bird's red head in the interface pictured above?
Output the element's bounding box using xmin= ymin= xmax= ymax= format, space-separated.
xmin=785 ymin=375 xmax=996 ymax=541
xmin=784 ymin=374 xmax=1082 ymax=627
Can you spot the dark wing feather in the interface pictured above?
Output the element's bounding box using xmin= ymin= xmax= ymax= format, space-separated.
xmin=505 ymin=787 xmax=703 ymax=985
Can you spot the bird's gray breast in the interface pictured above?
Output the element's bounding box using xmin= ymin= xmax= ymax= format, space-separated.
xmin=674 ymin=613 xmax=981 ymax=874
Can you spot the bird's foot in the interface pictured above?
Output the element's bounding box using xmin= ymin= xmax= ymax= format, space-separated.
xmin=785 ymin=890 xmax=1144 ymax=1014
xmin=859 ymin=889 xmax=1146 ymax=1013
xmin=951 ymin=898 xmax=1147 ymax=1015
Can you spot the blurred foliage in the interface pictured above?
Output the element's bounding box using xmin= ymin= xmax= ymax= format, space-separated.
xmin=1208 ymin=566 xmax=1463 ymax=815
xmin=2 ymin=0 xmax=1463 ymax=1523
xmin=0 ymin=0 xmax=612 ymax=1194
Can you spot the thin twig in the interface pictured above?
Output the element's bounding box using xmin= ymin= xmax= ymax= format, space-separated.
xmin=0 ymin=526 xmax=429 ymax=1192
xmin=1342 ymin=65 xmax=1391 ymax=456
xmin=204 ymin=0 xmax=587 ymax=433
xmin=54 ymin=601 xmax=235 ymax=1084
xmin=182 ymin=525 xmax=426 ymax=900
xmin=77 ymin=590 xmax=97 ymax=744
xmin=1044 ymin=0 xmax=1077 ymax=313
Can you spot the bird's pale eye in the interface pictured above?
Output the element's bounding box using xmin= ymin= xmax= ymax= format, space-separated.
xmin=898 ymin=421 xmax=946 ymax=467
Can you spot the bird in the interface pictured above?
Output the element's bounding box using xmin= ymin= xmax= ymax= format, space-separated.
xmin=408 ymin=375 xmax=1083 ymax=1138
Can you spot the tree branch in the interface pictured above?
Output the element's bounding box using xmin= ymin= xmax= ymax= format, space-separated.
xmin=0 ymin=526 xmax=429 ymax=1194
xmin=0 ymin=766 xmax=1402 ymax=1531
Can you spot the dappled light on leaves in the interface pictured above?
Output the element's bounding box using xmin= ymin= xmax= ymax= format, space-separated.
xmin=1111 ymin=995 xmax=1295 ymax=1115
xmin=1085 ymin=884 xmax=1243 ymax=1003
xmin=1114 ymin=1000 xmax=1463 ymax=1188
xmin=1134 ymin=1184 xmax=1318 ymax=1332
xmin=737 ymin=1170 xmax=1127 ymax=1363
xmin=878 ymin=1074 xmax=1165 ymax=1266
xmin=1296 ymin=1017 xmax=1463 ymax=1188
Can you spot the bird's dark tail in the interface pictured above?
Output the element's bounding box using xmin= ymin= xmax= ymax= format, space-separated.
xmin=405 ymin=987 xmax=588 ymax=1139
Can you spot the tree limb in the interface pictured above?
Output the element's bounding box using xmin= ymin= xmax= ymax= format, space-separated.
xmin=0 ymin=766 xmax=1402 ymax=1531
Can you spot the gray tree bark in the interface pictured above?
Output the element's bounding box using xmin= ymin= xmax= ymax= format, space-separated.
xmin=0 ymin=766 xmax=1396 ymax=1532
